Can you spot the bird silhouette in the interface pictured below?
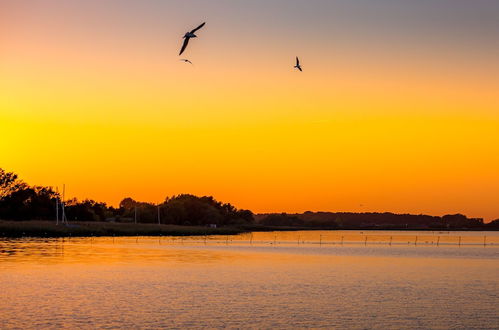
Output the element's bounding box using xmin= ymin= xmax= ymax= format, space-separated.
xmin=179 ymin=22 xmax=206 ymax=56
xmin=294 ymin=57 xmax=302 ymax=71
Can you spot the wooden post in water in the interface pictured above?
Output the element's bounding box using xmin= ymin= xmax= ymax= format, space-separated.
xmin=341 ymin=236 xmax=344 ymax=246
xmin=226 ymin=235 xmax=229 ymax=245
xmin=389 ymin=236 xmax=392 ymax=246
xmin=484 ymin=236 xmax=486 ymax=247
xmin=319 ymin=235 xmax=322 ymax=247
xmin=297 ymin=235 xmax=300 ymax=245
xmin=250 ymin=233 xmax=253 ymax=245
xmin=415 ymin=236 xmax=418 ymax=246
xmin=458 ymin=236 xmax=461 ymax=247
xmin=437 ymin=236 xmax=440 ymax=246
xmin=364 ymin=236 xmax=368 ymax=246
xmin=274 ymin=234 xmax=277 ymax=247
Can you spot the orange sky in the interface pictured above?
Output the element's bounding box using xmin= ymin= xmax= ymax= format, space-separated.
xmin=1 ymin=1 xmax=498 ymax=220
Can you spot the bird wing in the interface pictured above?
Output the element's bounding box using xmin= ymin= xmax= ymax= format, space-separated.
xmin=179 ymin=37 xmax=190 ymax=55
xmin=296 ymin=57 xmax=300 ymax=65
xmin=191 ymin=22 xmax=206 ymax=33
xmin=298 ymin=66 xmax=302 ymax=72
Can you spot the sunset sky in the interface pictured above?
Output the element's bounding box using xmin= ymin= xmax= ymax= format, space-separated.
xmin=1 ymin=0 xmax=498 ymax=220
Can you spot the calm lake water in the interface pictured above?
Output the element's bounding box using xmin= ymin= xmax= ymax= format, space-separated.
xmin=1 ymin=230 xmax=498 ymax=329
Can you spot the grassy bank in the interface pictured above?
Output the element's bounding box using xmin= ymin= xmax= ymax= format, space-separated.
xmin=0 ymin=221 xmax=250 ymax=238
xmin=2 ymin=221 xmax=492 ymax=238
xmin=0 ymin=221 xmax=329 ymax=238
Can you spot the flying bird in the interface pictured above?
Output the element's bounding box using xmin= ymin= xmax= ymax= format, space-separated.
xmin=180 ymin=59 xmax=193 ymax=65
xmin=179 ymin=22 xmax=206 ymax=56
xmin=294 ymin=57 xmax=302 ymax=71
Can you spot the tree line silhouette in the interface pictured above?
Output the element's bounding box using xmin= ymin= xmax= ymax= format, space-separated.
xmin=0 ymin=168 xmax=253 ymax=226
xmin=257 ymin=211 xmax=496 ymax=230
xmin=1 ymin=168 xmax=497 ymax=229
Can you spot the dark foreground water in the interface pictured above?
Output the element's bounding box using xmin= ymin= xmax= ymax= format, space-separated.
xmin=1 ymin=230 xmax=498 ymax=329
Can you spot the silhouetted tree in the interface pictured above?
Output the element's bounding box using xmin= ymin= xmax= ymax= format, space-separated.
xmin=0 ymin=168 xmax=488 ymax=228
xmin=256 ymin=211 xmax=485 ymax=229
xmin=0 ymin=184 xmax=58 ymax=220
xmin=0 ymin=168 xmax=26 ymax=199
xmin=487 ymin=219 xmax=499 ymax=229
xmin=66 ymin=199 xmax=110 ymax=221
xmin=119 ymin=197 xmax=138 ymax=210
xmin=159 ymin=194 xmax=253 ymax=226
xmin=260 ymin=213 xmax=304 ymax=226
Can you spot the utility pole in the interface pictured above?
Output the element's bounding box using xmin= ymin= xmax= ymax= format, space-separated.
xmin=157 ymin=206 xmax=161 ymax=225
xmin=55 ymin=186 xmax=59 ymax=225
xmin=61 ymin=184 xmax=67 ymax=225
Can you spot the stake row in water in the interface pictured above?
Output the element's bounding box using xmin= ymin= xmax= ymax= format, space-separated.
xmin=48 ymin=235 xmax=492 ymax=247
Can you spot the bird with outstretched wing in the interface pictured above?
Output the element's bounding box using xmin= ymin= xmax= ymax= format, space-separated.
xmin=179 ymin=22 xmax=206 ymax=56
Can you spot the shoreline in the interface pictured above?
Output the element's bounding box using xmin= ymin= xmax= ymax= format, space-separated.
xmin=0 ymin=221 xmax=249 ymax=238
xmin=0 ymin=220 xmax=497 ymax=238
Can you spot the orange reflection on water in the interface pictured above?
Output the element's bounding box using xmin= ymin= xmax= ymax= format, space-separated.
xmin=1 ymin=230 xmax=497 ymax=267
xmin=0 ymin=231 xmax=498 ymax=329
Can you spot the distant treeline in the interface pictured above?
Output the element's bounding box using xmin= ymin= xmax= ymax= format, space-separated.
xmin=0 ymin=168 xmax=253 ymax=226
xmin=1 ymin=168 xmax=498 ymax=229
xmin=256 ymin=212 xmax=499 ymax=230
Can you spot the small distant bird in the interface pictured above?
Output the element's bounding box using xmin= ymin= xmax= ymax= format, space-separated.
xmin=179 ymin=22 xmax=206 ymax=56
xmin=180 ymin=59 xmax=193 ymax=65
xmin=294 ymin=56 xmax=302 ymax=71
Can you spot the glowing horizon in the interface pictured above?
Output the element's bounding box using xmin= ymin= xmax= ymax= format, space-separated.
xmin=1 ymin=0 xmax=498 ymax=220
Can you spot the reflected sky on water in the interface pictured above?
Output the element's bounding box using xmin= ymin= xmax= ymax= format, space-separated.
xmin=1 ymin=231 xmax=498 ymax=329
